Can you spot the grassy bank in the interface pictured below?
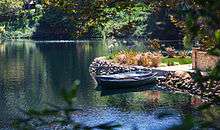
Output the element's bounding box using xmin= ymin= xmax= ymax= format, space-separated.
xmin=162 ymin=57 xmax=192 ymax=66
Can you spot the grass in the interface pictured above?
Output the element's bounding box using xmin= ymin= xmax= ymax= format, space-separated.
xmin=162 ymin=56 xmax=192 ymax=65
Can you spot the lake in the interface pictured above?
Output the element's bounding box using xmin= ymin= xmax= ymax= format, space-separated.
xmin=0 ymin=40 xmax=218 ymax=130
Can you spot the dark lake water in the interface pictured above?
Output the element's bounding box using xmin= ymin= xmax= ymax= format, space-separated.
xmin=0 ymin=40 xmax=219 ymax=130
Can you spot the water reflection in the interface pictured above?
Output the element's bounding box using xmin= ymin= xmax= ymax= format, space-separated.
xmin=0 ymin=40 xmax=218 ymax=129
xmin=0 ymin=44 xmax=5 ymax=54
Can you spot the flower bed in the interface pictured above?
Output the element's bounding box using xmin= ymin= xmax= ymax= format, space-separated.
xmin=112 ymin=51 xmax=162 ymax=67
xmin=107 ymin=50 xmax=192 ymax=66
xmin=90 ymin=50 xmax=192 ymax=75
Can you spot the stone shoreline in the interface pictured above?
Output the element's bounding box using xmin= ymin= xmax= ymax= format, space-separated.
xmin=159 ymin=72 xmax=220 ymax=102
xmin=89 ymin=57 xmax=169 ymax=76
xmin=89 ymin=57 xmax=220 ymax=102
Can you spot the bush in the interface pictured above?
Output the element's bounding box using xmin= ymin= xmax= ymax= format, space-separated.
xmin=0 ymin=7 xmax=43 ymax=39
xmin=165 ymin=47 xmax=175 ymax=58
xmin=208 ymin=48 xmax=220 ymax=56
xmin=183 ymin=34 xmax=192 ymax=49
xmin=114 ymin=51 xmax=162 ymax=67
xmin=150 ymin=52 xmax=162 ymax=67
xmin=115 ymin=51 xmax=137 ymax=65
xmin=215 ymin=29 xmax=220 ymax=48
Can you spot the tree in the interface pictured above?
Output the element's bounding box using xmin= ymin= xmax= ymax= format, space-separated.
xmin=0 ymin=0 xmax=24 ymax=17
xmin=149 ymin=0 xmax=220 ymax=50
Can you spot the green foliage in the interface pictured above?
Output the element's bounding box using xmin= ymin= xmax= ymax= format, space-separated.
xmin=208 ymin=48 xmax=220 ymax=56
xmin=152 ymin=0 xmax=220 ymax=50
xmin=162 ymin=57 xmax=192 ymax=65
xmin=193 ymin=69 xmax=208 ymax=85
xmin=215 ymin=29 xmax=220 ymax=46
xmin=207 ymin=61 xmax=220 ymax=81
xmin=0 ymin=0 xmax=24 ymax=16
xmin=183 ymin=34 xmax=192 ymax=49
xmin=207 ymin=29 xmax=220 ymax=56
xmin=61 ymin=80 xmax=79 ymax=106
xmin=0 ymin=6 xmax=43 ymax=39
xmin=100 ymin=3 xmax=152 ymax=37
xmin=0 ymin=0 xmax=155 ymax=39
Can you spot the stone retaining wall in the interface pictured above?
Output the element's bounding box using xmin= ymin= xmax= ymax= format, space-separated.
xmin=192 ymin=48 xmax=220 ymax=70
xmin=89 ymin=57 xmax=169 ymax=76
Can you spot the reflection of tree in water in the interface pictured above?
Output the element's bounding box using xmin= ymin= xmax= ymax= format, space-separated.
xmin=36 ymin=42 xmax=108 ymax=106
xmin=105 ymin=93 xmax=145 ymax=111
xmin=0 ymin=43 xmax=5 ymax=54
xmin=0 ymin=41 xmax=50 ymax=127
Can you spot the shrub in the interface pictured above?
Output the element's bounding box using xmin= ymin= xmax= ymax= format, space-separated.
xmin=183 ymin=34 xmax=192 ymax=49
xmin=116 ymin=53 xmax=127 ymax=64
xmin=114 ymin=51 xmax=162 ymax=67
xmin=208 ymin=48 xmax=220 ymax=56
xmin=134 ymin=53 xmax=143 ymax=65
xmin=150 ymin=52 xmax=162 ymax=67
xmin=142 ymin=53 xmax=152 ymax=67
xmin=165 ymin=47 xmax=175 ymax=58
xmin=215 ymin=29 xmax=220 ymax=48
xmin=115 ymin=51 xmax=137 ymax=65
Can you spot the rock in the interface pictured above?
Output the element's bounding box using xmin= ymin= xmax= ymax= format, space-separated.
xmin=174 ymin=71 xmax=191 ymax=79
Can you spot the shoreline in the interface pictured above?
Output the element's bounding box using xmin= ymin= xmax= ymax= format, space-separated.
xmin=90 ymin=57 xmax=220 ymax=103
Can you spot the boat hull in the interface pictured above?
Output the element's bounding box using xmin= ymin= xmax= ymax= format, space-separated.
xmin=96 ymin=77 xmax=157 ymax=89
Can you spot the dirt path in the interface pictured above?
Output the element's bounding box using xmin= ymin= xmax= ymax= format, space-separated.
xmin=154 ymin=64 xmax=193 ymax=72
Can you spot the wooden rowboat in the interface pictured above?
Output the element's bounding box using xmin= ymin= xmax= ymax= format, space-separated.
xmin=95 ymin=71 xmax=158 ymax=89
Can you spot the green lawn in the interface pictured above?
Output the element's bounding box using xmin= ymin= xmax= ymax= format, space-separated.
xmin=162 ymin=57 xmax=192 ymax=65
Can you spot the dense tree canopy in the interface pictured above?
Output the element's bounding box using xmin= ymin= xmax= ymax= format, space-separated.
xmin=0 ymin=0 xmax=24 ymax=17
xmin=31 ymin=0 xmax=153 ymax=39
xmin=149 ymin=0 xmax=220 ymax=50
xmin=0 ymin=0 xmax=219 ymax=42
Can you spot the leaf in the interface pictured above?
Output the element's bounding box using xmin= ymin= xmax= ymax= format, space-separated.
xmin=215 ymin=29 xmax=220 ymax=44
xmin=61 ymin=80 xmax=79 ymax=105
xmin=61 ymin=89 xmax=73 ymax=105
